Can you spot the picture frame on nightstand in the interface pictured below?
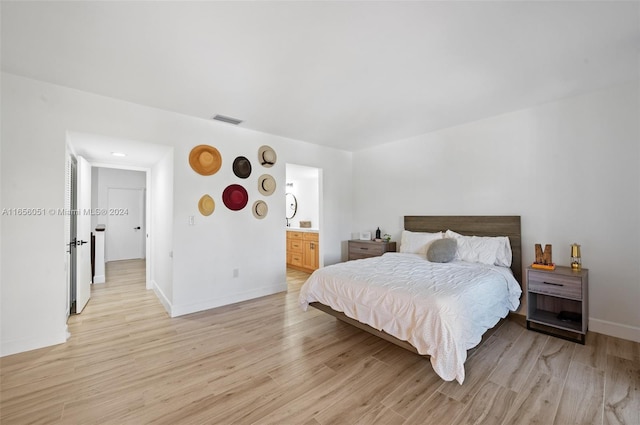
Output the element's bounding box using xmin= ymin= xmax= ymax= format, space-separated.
xmin=359 ymin=232 xmax=371 ymax=241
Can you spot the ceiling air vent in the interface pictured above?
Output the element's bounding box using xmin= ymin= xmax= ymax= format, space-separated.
xmin=212 ymin=114 xmax=243 ymax=125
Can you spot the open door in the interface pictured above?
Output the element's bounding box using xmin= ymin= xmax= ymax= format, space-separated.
xmin=74 ymin=155 xmax=92 ymax=313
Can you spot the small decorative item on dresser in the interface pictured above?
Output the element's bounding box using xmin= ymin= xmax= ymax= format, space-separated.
xmin=532 ymin=243 xmax=555 ymax=270
xmin=375 ymin=227 xmax=381 ymax=241
xmin=359 ymin=231 xmax=372 ymax=241
xmin=570 ymin=243 xmax=581 ymax=270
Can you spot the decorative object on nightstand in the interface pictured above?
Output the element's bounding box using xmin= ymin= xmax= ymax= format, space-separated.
xmin=348 ymin=239 xmax=396 ymax=261
xmin=359 ymin=231 xmax=372 ymax=241
xmin=532 ymin=243 xmax=555 ymax=270
xmin=526 ymin=265 xmax=588 ymax=344
xmin=570 ymin=243 xmax=582 ymax=270
xmin=375 ymin=227 xmax=381 ymax=241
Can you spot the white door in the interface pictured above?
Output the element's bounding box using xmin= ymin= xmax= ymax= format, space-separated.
xmin=107 ymin=188 xmax=145 ymax=261
xmin=75 ymin=155 xmax=92 ymax=313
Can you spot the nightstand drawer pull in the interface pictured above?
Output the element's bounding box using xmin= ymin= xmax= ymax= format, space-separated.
xmin=359 ymin=247 xmax=369 ymax=250
xmin=543 ymin=281 xmax=564 ymax=287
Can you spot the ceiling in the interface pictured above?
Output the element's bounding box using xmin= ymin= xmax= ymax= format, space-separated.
xmin=2 ymin=1 xmax=638 ymax=153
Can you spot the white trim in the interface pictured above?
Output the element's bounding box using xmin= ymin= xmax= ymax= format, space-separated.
xmin=589 ymin=318 xmax=640 ymax=343
xmin=0 ymin=329 xmax=68 ymax=357
xmin=151 ymin=280 xmax=172 ymax=315
xmin=93 ymin=274 xmax=106 ymax=284
xmin=170 ymin=284 xmax=288 ymax=318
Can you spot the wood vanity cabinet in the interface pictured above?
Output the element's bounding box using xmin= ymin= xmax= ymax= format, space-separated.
xmin=287 ymin=231 xmax=319 ymax=273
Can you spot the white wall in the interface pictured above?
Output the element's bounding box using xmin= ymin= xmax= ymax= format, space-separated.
xmin=150 ymin=150 xmax=174 ymax=311
xmin=90 ymin=167 xmax=146 ymax=230
xmin=352 ymin=81 xmax=640 ymax=342
xmin=0 ymin=73 xmax=353 ymax=355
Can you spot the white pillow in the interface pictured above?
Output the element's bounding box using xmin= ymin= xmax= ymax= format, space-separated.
xmin=400 ymin=230 xmax=443 ymax=255
xmin=445 ymin=230 xmax=512 ymax=267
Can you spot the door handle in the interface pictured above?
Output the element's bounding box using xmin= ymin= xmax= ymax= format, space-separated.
xmin=77 ymin=240 xmax=88 ymax=246
xmin=134 ymin=226 xmax=141 ymax=230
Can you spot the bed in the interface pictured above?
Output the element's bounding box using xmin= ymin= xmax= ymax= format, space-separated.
xmin=298 ymin=216 xmax=523 ymax=384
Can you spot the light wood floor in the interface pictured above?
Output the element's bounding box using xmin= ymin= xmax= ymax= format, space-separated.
xmin=1 ymin=260 xmax=638 ymax=424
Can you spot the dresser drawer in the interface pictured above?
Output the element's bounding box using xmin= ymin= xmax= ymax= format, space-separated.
xmin=349 ymin=241 xmax=385 ymax=256
xmin=528 ymin=270 xmax=582 ymax=300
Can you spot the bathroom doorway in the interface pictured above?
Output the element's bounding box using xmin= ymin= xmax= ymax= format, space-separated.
xmin=285 ymin=164 xmax=322 ymax=278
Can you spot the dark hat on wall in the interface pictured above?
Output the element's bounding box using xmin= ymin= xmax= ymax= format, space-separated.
xmin=232 ymin=156 xmax=252 ymax=179
xmin=189 ymin=145 xmax=222 ymax=176
xmin=258 ymin=174 xmax=276 ymax=196
xmin=252 ymin=200 xmax=268 ymax=219
xmin=222 ymin=184 xmax=248 ymax=211
xmin=258 ymin=145 xmax=277 ymax=168
xmin=198 ymin=194 xmax=215 ymax=216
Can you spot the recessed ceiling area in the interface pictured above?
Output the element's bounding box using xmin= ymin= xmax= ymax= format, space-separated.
xmin=3 ymin=2 xmax=638 ymax=151
xmin=68 ymin=132 xmax=173 ymax=168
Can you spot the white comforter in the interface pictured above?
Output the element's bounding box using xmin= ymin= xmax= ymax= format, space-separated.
xmin=299 ymin=253 xmax=522 ymax=384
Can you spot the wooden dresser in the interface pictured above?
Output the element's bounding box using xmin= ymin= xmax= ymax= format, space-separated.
xmin=348 ymin=240 xmax=397 ymax=261
xmin=287 ymin=230 xmax=319 ymax=273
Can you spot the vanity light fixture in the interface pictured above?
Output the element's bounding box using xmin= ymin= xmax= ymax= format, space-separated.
xmin=111 ymin=152 xmax=126 ymax=157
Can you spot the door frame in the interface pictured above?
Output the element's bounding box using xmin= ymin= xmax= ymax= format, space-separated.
xmin=91 ymin=163 xmax=153 ymax=289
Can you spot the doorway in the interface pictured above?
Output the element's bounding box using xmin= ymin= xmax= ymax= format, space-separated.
xmin=285 ymin=164 xmax=323 ymax=280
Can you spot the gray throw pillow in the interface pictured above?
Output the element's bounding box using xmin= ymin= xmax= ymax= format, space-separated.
xmin=427 ymin=238 xmax=457 ymax=263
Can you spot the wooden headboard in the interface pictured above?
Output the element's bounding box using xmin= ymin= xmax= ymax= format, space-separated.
xmin=404 ymin=216 xmax=522 ymax=285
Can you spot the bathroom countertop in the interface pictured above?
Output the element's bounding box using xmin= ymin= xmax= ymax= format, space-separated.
xmin=286 ymin=227 xmax=319 ymax=233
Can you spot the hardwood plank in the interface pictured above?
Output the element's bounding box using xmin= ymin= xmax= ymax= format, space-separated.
xmin=381 ymin=361 xmax=446 ymax=418
xmin=501 ymin=372 xmax=564 ymax=425
xmin=314 ymin=357 xmax=420 ymax=425
xmin=451 ymin=381 xmax=517 ymax=425
xmin=573 ymin=331 xmax=609 ymax=371
xmin=554 ymin=361 xmax=605 ymax=425
xmin=354 ymin=405 xmax=406 ymax=425
xmin=439 ymin=335 xmax=512 ymax=403
xmin=604 ymin=355 xmax=640 ymax=425
xmin=533 ymin=336 xmax=576 ymax=380
xmin=607 ymin=337 xmax=640 ymax=362
xmin=403 ymin=391 xmax=464 ymax=425
xmin=488 ymin=330 xmax=547 ymax=392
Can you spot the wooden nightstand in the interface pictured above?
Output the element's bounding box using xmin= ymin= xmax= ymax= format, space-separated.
xmin=526 ymin=265 xmax=588 ymax=344
xmin=348 ymin=240 xmax=396 ymax=261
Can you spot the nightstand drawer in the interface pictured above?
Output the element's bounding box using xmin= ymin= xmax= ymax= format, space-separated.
xmin=349 ymin=241 xmax=385 ymax=256
xmin=528 ymin=271 xmax=582 ymax=300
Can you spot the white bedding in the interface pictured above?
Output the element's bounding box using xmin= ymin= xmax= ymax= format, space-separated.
xmin=299 ymin=253 xmax=522 ymax=384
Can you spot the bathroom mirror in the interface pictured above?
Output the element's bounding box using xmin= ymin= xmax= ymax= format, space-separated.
xmin=285 ymin=192 xmax=298 ymax=225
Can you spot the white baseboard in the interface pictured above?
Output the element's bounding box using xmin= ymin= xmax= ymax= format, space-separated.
xmin=0 ymin=329 xmax=68 ymax=357
xmin=151 ymin=280 xmax=172 ymax=315
xmin=93 ymin=274 xmax=105 ymax=284
xmin=170 ymin=283 xmax=288 ymax=317
xmin=589 ymin=318 xmax=640 ymax=343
